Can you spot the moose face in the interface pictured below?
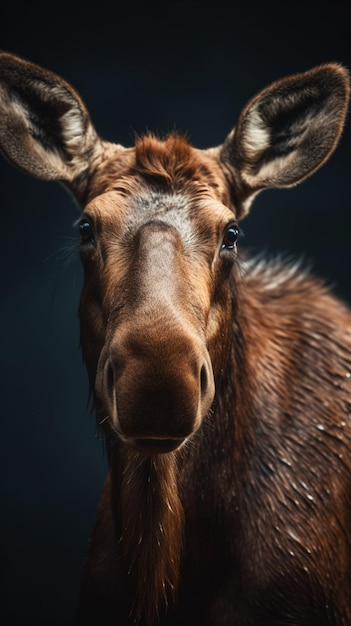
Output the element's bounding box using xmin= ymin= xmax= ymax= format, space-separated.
xmin=0 ymin=54 xmax=349 ymax=456
xmin=77 ymin=137 xmax=239 ymax=453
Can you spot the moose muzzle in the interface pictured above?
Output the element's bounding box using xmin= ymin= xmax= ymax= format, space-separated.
xmin=97 ymin=320 xmax=215 ymax=452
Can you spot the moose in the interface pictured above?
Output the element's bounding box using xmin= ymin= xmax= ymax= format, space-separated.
xmin=0 ymin=52 xmax=351 ymax=625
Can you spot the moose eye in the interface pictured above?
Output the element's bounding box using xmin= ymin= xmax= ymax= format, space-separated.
xmin=221 ymin=224 xmax=239 ymax=250
xmin=79 ymin=217 xmax=95 ymax=245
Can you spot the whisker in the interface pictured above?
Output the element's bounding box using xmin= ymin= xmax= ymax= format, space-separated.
xmin=99 ymin=415 xmax=110 ymax=425
xmin=43 ymin=235 xmax=79 ymax=271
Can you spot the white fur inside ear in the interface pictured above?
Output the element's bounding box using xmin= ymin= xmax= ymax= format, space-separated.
xmin=0 ymin=80 xmax=99 ymax=181
xmin=242 ymin=105 xmax=271 ymax=159
xmin=241 ymin=105 xmax=334 ymax=188
xmin=220 ymin=63 xmax=350 ymax=199
xmin=29 ymin=81 xmax=88 ymax=150
xmin=61 ymin=107 xmax=86 ymax=148
xmin=241 ymin=151 xmax=298 ymax=189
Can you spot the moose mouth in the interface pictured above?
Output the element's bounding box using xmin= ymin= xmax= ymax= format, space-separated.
xmin=132 ymin=438 xmax=186 ymax=454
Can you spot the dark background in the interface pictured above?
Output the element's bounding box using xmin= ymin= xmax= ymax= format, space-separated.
xmin=1 ymin=2 xmax=350 ymax=624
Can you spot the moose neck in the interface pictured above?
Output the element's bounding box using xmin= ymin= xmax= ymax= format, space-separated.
xmin=114 ymin=449 xmax=183 ymax=624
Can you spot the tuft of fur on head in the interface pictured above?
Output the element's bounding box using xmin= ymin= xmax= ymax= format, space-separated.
xmin=133 ymin=132 xmax=221 ymax=196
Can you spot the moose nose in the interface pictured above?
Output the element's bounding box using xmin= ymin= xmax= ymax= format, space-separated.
xmin=99 ymin=326 xmax=215 ymax=449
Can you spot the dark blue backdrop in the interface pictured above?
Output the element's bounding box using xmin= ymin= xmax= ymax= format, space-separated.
xmin=1 ymin=3 xmax=350 ymax=624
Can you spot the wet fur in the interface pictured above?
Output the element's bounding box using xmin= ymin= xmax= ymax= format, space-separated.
xmin=1 ymin=54 xmax=350 ymax=625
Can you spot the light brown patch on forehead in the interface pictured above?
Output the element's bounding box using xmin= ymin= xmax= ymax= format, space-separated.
xmin=82 ymin=133 xmax=237 ymax=258
xmin=85 ymin=189 xmax=191 ymax=233
xmin=85 ymin=188 xmax=235 ymax=258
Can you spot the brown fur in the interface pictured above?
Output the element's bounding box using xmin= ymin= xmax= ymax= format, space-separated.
xmin=119 ymin=451 xmax=184 ymax=621
xmin=0 ymin=54 xmax=350 ymax=625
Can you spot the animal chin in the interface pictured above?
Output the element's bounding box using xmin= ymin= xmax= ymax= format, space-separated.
xmin=128 ymin=437 xmax=186 ymax=454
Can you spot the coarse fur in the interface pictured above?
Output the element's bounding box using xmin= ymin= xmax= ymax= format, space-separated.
xmin=0 ymin=53 xmax=351 ymax=625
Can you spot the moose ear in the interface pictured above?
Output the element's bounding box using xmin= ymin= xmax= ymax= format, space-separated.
xmin=219 ymin=64 xmax=350 ymax=217
xmin=0 ymin=52 xmax=101 ymax=199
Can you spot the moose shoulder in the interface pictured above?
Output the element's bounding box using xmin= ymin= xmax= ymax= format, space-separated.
xmin=0 ymin=53 xmax=350 ymax=626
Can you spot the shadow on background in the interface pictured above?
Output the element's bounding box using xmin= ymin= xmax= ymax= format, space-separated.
xmin=0 ymin=2 xmax=350 ymax=624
